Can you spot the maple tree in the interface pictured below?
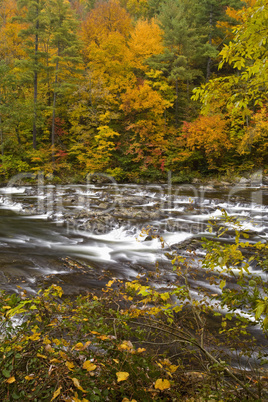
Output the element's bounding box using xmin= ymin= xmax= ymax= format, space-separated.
xmin=182 ymin=114 xmax=233 ymax=170
xmin=121 ymin=80 xmax=168 ymax=173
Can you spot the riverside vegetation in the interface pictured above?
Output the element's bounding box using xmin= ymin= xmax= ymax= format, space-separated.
xmin=0 ymin=213 xmax=267 ymax=401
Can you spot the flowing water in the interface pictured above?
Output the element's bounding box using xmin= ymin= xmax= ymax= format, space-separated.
xmin=0 ymin=178 xmax=268 ymax=367
xmin=0 ymin=180 xmax=267 ymax=293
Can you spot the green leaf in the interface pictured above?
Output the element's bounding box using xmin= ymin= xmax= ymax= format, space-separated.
xmin=255 ymin=302 xmax=265 ymax=320
xmin=2 ymin=369 xmax=11 ymax=378
xmin=219 ymin=280 xmax=226 ymax=290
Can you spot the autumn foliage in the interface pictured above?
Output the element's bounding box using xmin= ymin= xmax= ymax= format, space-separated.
xmin=0 ymin=0 xmax=267 ymax=181
xmin=183 ymin=115 xmax=233 ymax=170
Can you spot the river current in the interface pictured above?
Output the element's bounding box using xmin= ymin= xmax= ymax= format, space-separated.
xmin=0 ymin=179 xmax=267 ymax=295
xmin=0 ymin=179 xmax=268 ymax=290
xmin=0 ymin=177 xmax=267 ymax=367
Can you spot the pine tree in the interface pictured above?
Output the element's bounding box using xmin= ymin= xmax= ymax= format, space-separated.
xmin=17 ymin=0 xmax=48 ymax=149
xmin=47 ymin=0 xmax=81 ymax=153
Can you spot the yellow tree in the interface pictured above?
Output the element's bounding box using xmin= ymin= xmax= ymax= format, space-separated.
xmin=128 ymin=18 xmax=164 ymax=72
xmin=0 ymin=0 xmax=27 ymax=63
xmin=120 ymin=80 xmax=168 ymax=172
xmin=81 ymin=0 xmax=134 ymax=97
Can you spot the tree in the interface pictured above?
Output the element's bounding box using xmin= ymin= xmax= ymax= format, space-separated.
xmin=147 ymin=0 xmax=209 ymax=125
xmin=193 ymin=0 xmax=268 ymax=121
xmin=17 ymin=0 xmax=48 ymax=149
xmin=120 ymin=80 xmax=168 ymax=172
xmin=47 ymin=0 xmax=81 ymax=153
xmin=128 ymin=18 xmax=164 ymax=72
xmin=182 ymin=114 xmax=233 ymax=169
xmin=0 ymin=0 xmax=26 ymax=63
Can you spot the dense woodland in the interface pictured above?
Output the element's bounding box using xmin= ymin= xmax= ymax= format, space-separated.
xmin=0 ymin=0 xmax=267 ymax=181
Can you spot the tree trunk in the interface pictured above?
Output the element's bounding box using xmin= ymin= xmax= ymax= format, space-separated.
xmin=206 ymin=8 xmax=213 ymax=82
xmin=15 ymin=126 xmax=21 ymax=145
xmin=175 ymin=78 xmax=179 ymax=127
xmin=51 ymin=49 xmax=59 ymax=164
xmin=0 ymin=115 xmax=3 ymax=156
xmin=33 ymin=15 xmax=39 ymax=149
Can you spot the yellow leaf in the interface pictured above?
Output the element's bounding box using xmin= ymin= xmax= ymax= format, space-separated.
xmin=29 ymin=333 xmax=41 ymax=341
xmin=83 ymin=361 xmax=97 ymax=372
xmin=113 ymin=359 xmax=119 ymax=364
xmin=49 ymin=358 xmax=61 ymax=363
xmin=72 ymin=342 xmax=84 ymax=351
xmin=118 ymin=340 xmax=134 ymax=351
xmin=59 ymin=351 xmax=68 ymax=359
xmin=6 ymin=376 xmax=15 ymax=384
xmin=70 ymin=377 xmax=87 ymax=392
xmin=51 ymin=386 xmax=62 ymax=401
xmin=168 ymin=365 xmax=178 ymax=373
xmin=3 ymin=306 xmax=11 ymax=310
xmin=122 ymin=399 xmax=137 ymax=402
xmin=137 ymin=348 xmax=146 ymax=353
xmin=65 ymin=361 xmax=75 ymax=370
xmin=155 ymin=379 xmax=171 ymax=390
xmin=98 ymin=335 xmax=109 ymax=340
xmin=25 ymin=374 xmax=35 ymax=381
xmin=37 ymin=353 xmax=47 ymax=359
xmin=116 ymin=372 xmax=129 ymax=382
xmin=106 ymin=280 xmax=114 ymax=287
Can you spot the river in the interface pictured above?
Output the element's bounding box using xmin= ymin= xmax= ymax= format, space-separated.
xmin=0 ymin=177 xmax=267 ymax=296
xmin=0 ymin=175 xmax=268 ymax=368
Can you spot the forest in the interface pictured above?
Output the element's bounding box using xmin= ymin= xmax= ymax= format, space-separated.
xmin=0 ymin=0 xmax=267 ymax=182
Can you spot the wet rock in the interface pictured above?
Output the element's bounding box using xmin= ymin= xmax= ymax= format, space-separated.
xmin=239 ymin=177 xmax=250 ymax=185
xmin=98 ymin=202 xmax=110 ymax=210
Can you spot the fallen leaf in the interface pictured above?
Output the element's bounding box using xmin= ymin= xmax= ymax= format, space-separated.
xmin=6 ymin=376 xmax=16 ymax=384
xmin=122 ymin=399 xmax=137 ymax=402
xmin=37 ymin=353 xmax=47 ymax=359
xmin=65 ymin=361 xmax=75 ymax=370
xmin=51 ymin=386 xmax=62 ymax=401
xmin=98 ymin=335 xmax=109 ymax=341
xmin=25 ymin=374 xmax=35 ymax=381
xmin=70 ymin=377 xmax=87 ymax=392
xmin=137 ymin=348 xmax=146 ymax=353
xmin=155 ymin=378 xmax=170 ymax=390
xmin=168 ymin=364 xmax=178 ymax=373
xmin=118 ymin=340 xmax=134 ymax=351
xmin=83 ymin=361 xmax=97 ymax=372
xmin=72 ymin=342 xmax=84 ymax=351
xmin=116 ymin=372 xmax=129 ymax=382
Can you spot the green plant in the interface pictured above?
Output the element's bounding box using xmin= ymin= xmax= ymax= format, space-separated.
xmin=0 ymin=284 xmax=183 ymax=401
